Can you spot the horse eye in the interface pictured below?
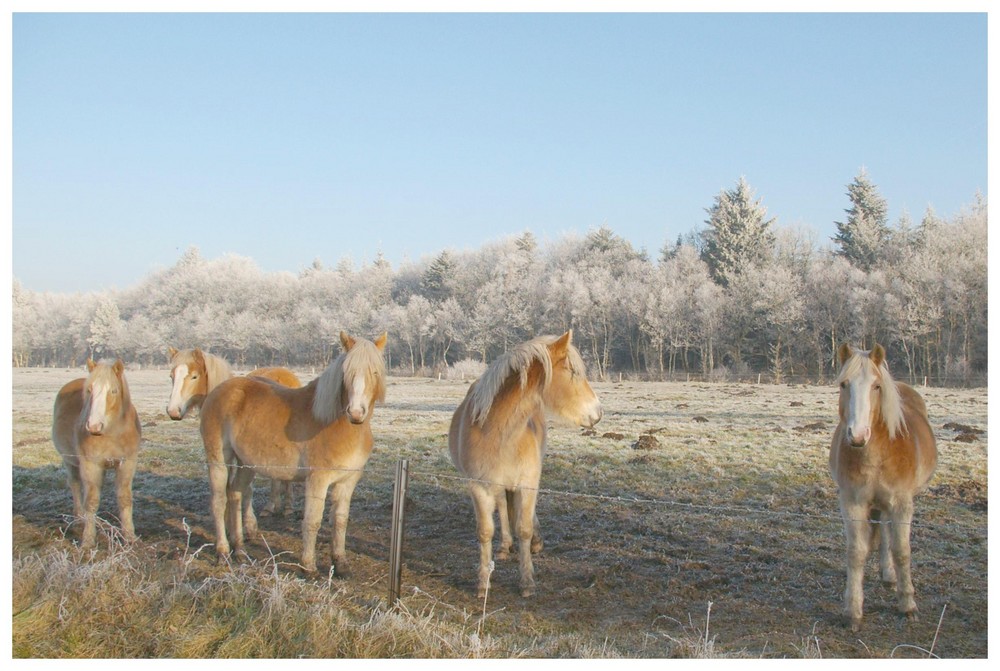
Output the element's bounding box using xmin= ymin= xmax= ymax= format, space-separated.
xmin=874 ymin=384 xmax=881 ymax=391
xmin=839 ymin=382 xmax=846 ymax=389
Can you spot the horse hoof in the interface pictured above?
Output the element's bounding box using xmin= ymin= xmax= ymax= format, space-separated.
xmin=849 ymin=617 xmax=863 ymax=633
xmin=530 ymin=539 xmax=544 ymax=554
xmin=521 ymin=586 xmax=535 ymax=598
xmin=497 ymin=548 xmax=511 ymax=561
xmin=904 ymin=610 xmax=919 ymax=623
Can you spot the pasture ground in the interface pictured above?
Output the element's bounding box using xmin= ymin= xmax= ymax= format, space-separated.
xmin=10 ymin=367 xmax=988 ymax=658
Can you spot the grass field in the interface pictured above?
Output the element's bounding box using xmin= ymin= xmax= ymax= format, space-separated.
xmin=10 ymin=367 xmax=988 ymax=658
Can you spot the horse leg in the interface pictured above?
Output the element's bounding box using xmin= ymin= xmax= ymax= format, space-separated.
xmin=888 ymin=500 xmax=918 ymax=620
xmin=514 ymin=486 xmax=539 ymax=597
xmin=470 ymin=485 xmax=497 ymax=598
xmin=327 ymin=472 xmax=362 ymax=578
xmin=228 ymin=466 xmax=256 ymax=555
xmin=497 ymin=490 xmax=514 ymax=560
xmin=263 ymin=479 xmax=285 ymax=517
xmin=300 ymin=476 xmax=332 ymax=573
xmin=242 ymin=478 xmax=258 ymax=538
xmin=63 ymin=458 xmax=85 ymax=523
xmin=841 ymin=500 xmax=871 ymax=632
xmin=78 ymin=459 xmax=105 ymax=551
xmin=114 ymin=455 xmax=138 ymax=542
xmin=870 ymin=509 xmax=896 ymax=586
xmin=530 ymin=509 xmax=544 ymax=554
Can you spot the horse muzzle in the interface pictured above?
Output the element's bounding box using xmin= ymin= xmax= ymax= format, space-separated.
xmin=86 ymin=421 xmax=105 ymax=435
xmin=846 ymin=426 xmax=872 ymax=448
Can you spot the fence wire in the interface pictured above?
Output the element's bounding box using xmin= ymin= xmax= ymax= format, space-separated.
xmin=14 ymin=443 xmax=987 ymax=539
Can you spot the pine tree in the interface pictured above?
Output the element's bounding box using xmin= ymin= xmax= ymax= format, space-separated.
xmin=833 ymin=168 xmax=890 ymax=270
xmin=420 ymin=250 xmax=455 ymax=303
xmin=699 ymin=176 xmax=776 ymax=284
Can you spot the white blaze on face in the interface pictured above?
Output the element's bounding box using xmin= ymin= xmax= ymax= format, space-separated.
xmin=167 ymin=364 xmax=189 ymax=419
xmin=843 ymin=369 xmax=876 ymax=447
xmin=346 ymin=375 xmax=368 ymax=423
xmin=86 ymin=379 xmax=111 ymax=434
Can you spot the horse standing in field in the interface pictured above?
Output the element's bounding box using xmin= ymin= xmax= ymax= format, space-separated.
xmin=830 ymin=343 xmax=937 ymax=632
xmin=199 ymin=332 xmax=387 ymax=575
xmin=449 ymin=331 xmax=603 ymax=597
xmin=166 ymin=347 xmax=303 ymax=518
xmin=51 ymin=359 xmax=142 ymax=550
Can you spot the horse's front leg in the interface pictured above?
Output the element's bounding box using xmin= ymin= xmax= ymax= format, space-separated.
xmin=78 ymin=458 xmax=105 ymax=551
xmin=841 ymin=500 xmax=872 ymax=632
xmin=114 ymin=454 xmax=138 ymax=542
xmin=327 ymin=472 xmax=363 ymax=578
xmin=514 ymin=486 xmax=539 ymax=597
xmin=888 ymin=500 xmax=918 ymax=620
xmin=301 ymin=476 xmax=332 ymax=573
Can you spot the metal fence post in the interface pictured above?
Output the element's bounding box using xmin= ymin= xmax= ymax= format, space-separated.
xmin=388 ymin=458 xmax=409 ymax=607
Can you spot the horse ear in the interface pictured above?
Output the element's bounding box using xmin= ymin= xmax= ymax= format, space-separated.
xmin=168 ymin=346 xmax=178 ymax=359
xmin=373 ymin=331 xmax=388 ymax=351
xmin=550 ymin=331 xmax=573 ymax=357
xmin=837 ymin=343 xmax=853 ymax=366
xmin=870 ymin=344 xmax=886 ymax=368
xmin=113 ymin=359 xmax=125 ymax=377
xmin=86 ymin=358 xmax=97 ymax=372
xmin=340 ymin=331 xmax=356 ymax=351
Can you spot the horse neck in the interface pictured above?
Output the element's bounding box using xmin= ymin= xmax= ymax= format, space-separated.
xmin=203 ymin=353 xmax=233 ymax=392
xmin=481 ymin=362 xmax=546 ymax=438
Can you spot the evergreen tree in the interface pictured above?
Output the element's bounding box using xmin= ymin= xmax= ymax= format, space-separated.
xmin=699 ymin=176 xmax=776 ymax=284
xmin=420 ymin=250 xmax=455 ymax=303
xmin=833 ymin=168 xmax=890 ymax=270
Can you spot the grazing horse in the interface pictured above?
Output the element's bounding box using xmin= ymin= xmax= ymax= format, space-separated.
xmin=200 ymin=331 xmax=387 ymax=574
xmin=830 ymin=343 xmax=937 ymax=631
xmin=166 ymin=347 xmax=303 ymax=518
xmin=51 ymin=359 xmax=141 ymax=550
xmin=449 ymin=331 xmax=602 ymax=597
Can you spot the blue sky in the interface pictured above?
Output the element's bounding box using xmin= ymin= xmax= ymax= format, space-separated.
xmin=11 ymin=11 xmax=988 ymax=293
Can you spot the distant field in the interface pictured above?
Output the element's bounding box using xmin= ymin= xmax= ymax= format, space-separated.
xmin=11 ymin=367 xmax=988 ymax=658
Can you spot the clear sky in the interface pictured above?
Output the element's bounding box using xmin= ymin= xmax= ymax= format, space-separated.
xmin=11 ymin=9 xmax=989 ymax=294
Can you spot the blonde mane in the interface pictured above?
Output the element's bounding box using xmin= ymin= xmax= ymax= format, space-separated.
xmin=87 ymin=358 xmax=133 ymax=411
xmin=170 ymin=349 xmax=233 ymax=392
xmin=469 ymin=335 xmax=586 ymax=426
xmin=312 ymin=338 xmax=387 ymax=425
xmin=836 ymin=349 xmax=906 ymax=440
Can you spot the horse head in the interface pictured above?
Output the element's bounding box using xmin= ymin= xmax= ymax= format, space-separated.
xmin=541 ymin=330 xmax=603 ymax=429
xmin=83 ymin=358 xmax=126 ymax=435
xmin=337 ymin=331 xmax=388 ymax=425
xmin=837 ymin=343 xmax=894 ymax=448
xmin=167 ymin=347 xmax=208 ymax=420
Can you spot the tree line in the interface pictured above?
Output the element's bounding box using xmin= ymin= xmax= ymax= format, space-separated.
xmin=12 ymin=171 xmax=987 ymax=386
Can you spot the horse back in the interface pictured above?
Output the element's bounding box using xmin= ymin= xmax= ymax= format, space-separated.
xmin=896 ymin=382 xmax=937 ymax=491
xmin=248 ymin=367 xmax=302 ymax=388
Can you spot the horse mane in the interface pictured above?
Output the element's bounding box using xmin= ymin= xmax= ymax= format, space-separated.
xmin=89 ymin=358 xmax=133 ymax=411
xmin=836 ymin=349 xmax=907 ymax=440
xmin=312 ymin=338 xmax=387 ymax=424
xmin=201 ymin=352 xmax=233 ymax=392
xmin=469 ymin=334 xmax=586 ymax=426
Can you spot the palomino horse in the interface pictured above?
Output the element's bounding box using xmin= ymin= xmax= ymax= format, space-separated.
xmin=449 ymin=331 xmax=602 ymax=597
xmin=166 ymin=347 xmax=303 ymax=518
xmin=51 ymin=359 xmax=141 ymax=550
xmin=200 ymin=332 xmax=387 ymax=574
xmin=830 ymin=343 xmax=937 ymax=631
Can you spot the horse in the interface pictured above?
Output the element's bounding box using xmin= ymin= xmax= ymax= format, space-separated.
xmin=51 ymin=359 xmax=142 ymax=550
xmin=166 ymin=347 xmax=303 ymax=519
xmin=448 ymin=331 xmax=602 ymax=597
xmin=199 ymin=331 xmax=387 ymax=575
xmin=830 ymin=343 xmax=937 ymax=631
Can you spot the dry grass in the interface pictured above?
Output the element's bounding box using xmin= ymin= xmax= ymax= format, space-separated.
xmin=11 ymin=368 xmax=988 ymax=658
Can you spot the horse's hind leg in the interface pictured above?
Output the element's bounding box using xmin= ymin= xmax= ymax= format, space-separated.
xmin=63 ymin=458 xmax=85 ymax=522
xmin=888 ymin=500 xmax=918 ymax=620
xmin=530 ymin=509 xmax=543 ymax=554
xmin=497 ymin=491 xmax=514 ymax=560
xmin=870 ymin=510 xmax=896 ymax=586
xmin=114 ymin=455 xmax=138 ymax=542
xmin=228 ymin=466 xmax=256 ymax=555
xmin=470 ymin=486 xmax=497 ymax=598
xmin=513 ymin=487 xmax=539 ymax=597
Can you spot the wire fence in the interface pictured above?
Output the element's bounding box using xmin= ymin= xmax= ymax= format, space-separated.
xmin=14 ymin=444 xmax=987 ymax=539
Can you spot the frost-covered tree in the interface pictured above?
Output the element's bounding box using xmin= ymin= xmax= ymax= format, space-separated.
xmin=700 ymin=177 xmax=776 ymax=285
xmin=833 ymin=168 xmax=890 ymax=271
